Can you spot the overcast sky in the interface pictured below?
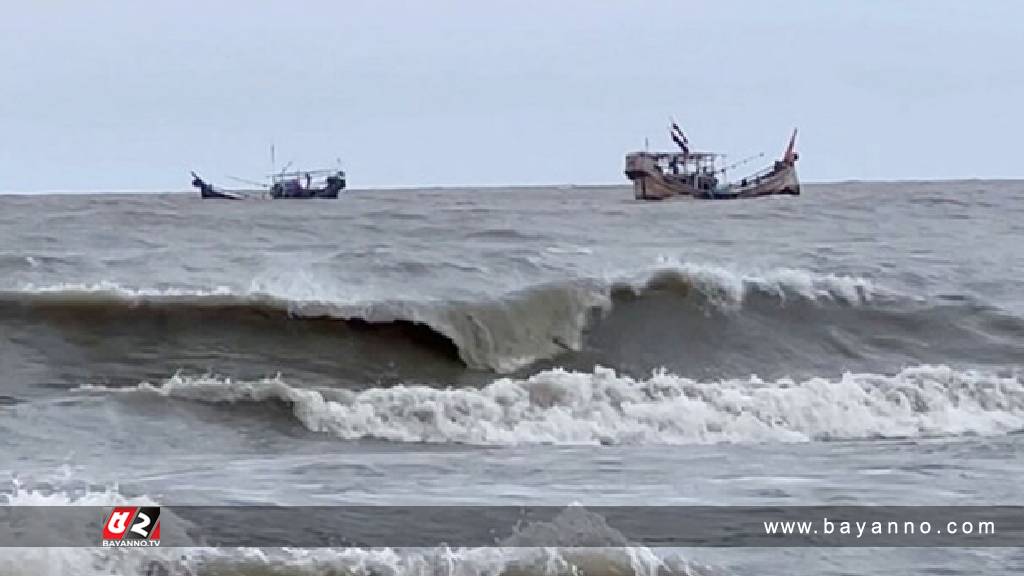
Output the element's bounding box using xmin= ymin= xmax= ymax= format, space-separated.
xmin=1 ymin=1 xmax=1021 ymax=191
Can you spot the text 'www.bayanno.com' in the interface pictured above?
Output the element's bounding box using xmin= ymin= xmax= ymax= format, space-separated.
xmin=764 ymin=517 xmax=996 ymax=540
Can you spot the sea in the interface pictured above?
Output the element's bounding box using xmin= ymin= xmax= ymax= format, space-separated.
xmin=0 ymin=181 xmax=1022 ymax=575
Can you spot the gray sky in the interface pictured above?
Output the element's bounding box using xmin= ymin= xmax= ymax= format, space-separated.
xmin=1 ymin=1 xmax=1021 ymax=191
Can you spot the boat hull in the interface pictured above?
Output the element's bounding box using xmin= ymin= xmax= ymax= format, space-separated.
xmin=629 ymin=174 xmax=702 ymax=200
xmin=192 ymin=173 xmax=244 ymax=200
xmin=696 ymin=164 xmax=800 ymax=200
xmin=200 ymin=188 xmax=244 ymax=200
xmin=269 ymin=188 xmax=342 ymax=199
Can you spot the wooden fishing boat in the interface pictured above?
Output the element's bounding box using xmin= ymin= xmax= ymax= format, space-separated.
xmin=625 ymin=127 xmax=800 ymax=200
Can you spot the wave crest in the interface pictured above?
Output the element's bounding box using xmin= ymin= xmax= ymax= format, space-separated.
xmin=5 ymin=264 xmax=883 ymax=373
xmin=611 ymin=261 xmax=878 ymax=308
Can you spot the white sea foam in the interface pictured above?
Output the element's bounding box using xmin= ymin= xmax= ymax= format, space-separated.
xmin=623 ymin=259 xmax=880 ymax=306
xmin=13 ymin=280 xmax=238 ymax=300
xmin=0 ymin=478 xmax=153 ymax=508
xmin=79 ymin=365 xmax=1024 ymax=446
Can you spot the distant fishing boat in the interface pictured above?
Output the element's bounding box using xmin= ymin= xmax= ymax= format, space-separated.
xmin=191 ymin=149 xmax=347 ymax=199
xmin=191 ymin=169 xmax=347 ymax=200
xmin=625 ymin=124 xmax=800 ymax=200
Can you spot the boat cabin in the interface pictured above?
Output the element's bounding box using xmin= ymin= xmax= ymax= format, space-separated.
xmin=625 ymin=151 xmax=722 ymax=192
xmin=269 ymin=169 xmax=347 ymax=199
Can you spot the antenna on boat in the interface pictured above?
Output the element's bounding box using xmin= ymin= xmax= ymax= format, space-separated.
xmin=270 ymin=143 xmax=276 ymax=176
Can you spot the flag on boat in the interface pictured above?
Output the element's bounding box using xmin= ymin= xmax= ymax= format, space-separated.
xmin=670 ymin=120 xmax=689 ymax=154
xmin=671 ymin=133 xmax=689 ymax=154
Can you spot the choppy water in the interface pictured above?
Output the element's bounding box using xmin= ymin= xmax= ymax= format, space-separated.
xmin=1 ymin=181 xmax=1023 ymax=575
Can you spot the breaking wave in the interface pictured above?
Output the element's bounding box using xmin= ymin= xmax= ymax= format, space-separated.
xmin=1 ymin=263 xmax=885 ymax=373
xmin=79 ymin=365 xmax=1024 ymax=446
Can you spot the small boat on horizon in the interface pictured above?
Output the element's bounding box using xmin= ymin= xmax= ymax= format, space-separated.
xmin=624 ymin=124 xmax=800 ymax=200
xmin=191 ymin=149 xmax=347 ymax=200
xmin=192 ymin=168 xmax=347 ymax=200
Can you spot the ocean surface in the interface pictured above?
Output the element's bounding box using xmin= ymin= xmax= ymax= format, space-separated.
xmin=1 ymin=181 xmax=1023 ymax=575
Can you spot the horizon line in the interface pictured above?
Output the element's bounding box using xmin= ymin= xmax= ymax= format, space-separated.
xmin=1 ymin=177 xmax=1021 ymax=196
